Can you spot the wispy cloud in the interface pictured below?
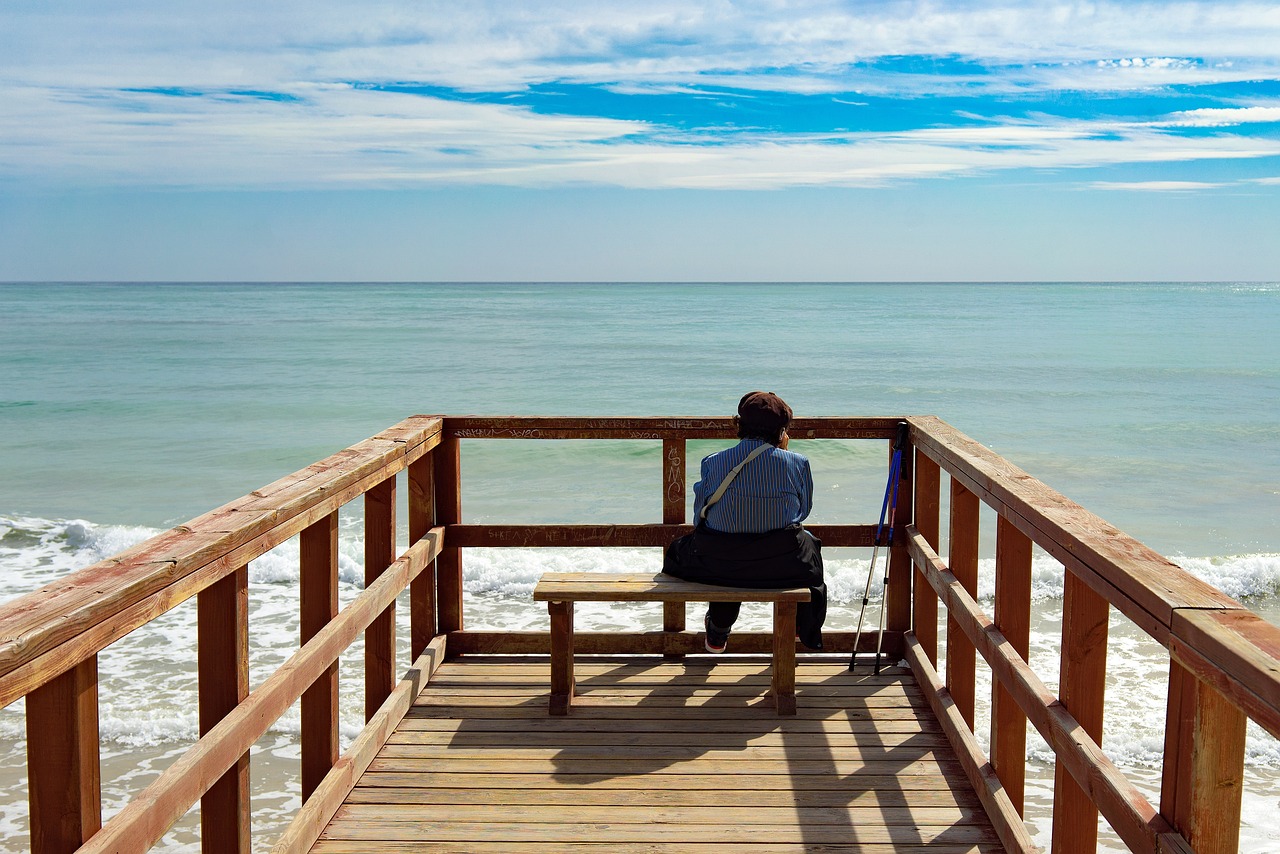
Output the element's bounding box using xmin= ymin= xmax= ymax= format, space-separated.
xmin=1090 ymin=180 xmax=1233 ymax=191
xmin=2 ymin=1 xmax=1279 ymax=190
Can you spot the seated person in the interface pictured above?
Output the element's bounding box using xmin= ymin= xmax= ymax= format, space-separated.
xmin=663 ymin=391 xmax=827 ymax=652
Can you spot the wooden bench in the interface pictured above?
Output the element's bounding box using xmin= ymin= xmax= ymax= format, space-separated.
xmin=533 ymin=572 xmax=812 ymax=716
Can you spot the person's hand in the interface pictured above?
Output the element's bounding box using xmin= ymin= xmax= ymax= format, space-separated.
xmin=779 ymin=430 xmax=789 ymax=450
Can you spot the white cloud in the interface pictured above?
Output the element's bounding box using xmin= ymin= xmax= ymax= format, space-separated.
xmin=3 ymin=2 xmax=1280 ymax=190
xmin=1159 ymin=106 xmax=1280 ymax=127
xmin=1090 ymin=181 xmax=1231 ymax=191
xmin=4 ymin=80 xmax=1278 ymax=191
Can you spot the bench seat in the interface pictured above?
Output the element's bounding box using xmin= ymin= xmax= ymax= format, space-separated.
xmin=533 ymin=572 xmax=811 ymax=715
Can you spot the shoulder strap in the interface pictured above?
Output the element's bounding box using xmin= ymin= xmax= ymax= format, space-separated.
xmin=700 ymin=442 xmax=772 ymax=520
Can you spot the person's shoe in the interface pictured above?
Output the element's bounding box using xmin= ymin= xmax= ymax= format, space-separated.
xmin=704 ymin=615 xmax=730 ymax=653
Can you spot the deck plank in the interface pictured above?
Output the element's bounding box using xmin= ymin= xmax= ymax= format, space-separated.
xmin=307 ymin=656 xmax=999 ymax=853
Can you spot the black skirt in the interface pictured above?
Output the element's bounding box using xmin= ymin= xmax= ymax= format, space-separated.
xmin=662 ymin=524 xmax=827 ymax=649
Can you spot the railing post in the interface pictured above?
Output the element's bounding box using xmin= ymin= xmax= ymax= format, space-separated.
xmin=1051 ymin=570 xmax=1109 ymax=854
xmin=662 ymin=438 xmax=686 ymax=655
xmin=435 ymin=431 xmax=464 ymax=638
xmin=197 ymin=565 xmax=250 ymax=853
xmin=1160 ymin=659 xmax=1247 ymax=852
xmin=408 ymin=453 xmax=436 ymax=660
xmin=992 ymin=516 xmax=1032 ymax=816
xmin=26 ymin=657 xmax=101 ymax=854
xmin=885 ymin=434 xmax=914 ymax=655
xmin=913 ymin=450 xmax=941 ymax=666
xmin=300 ymin=511 xmax=339 ymax=800
xmin=365 ymin=475 xmax=397 ymax=720
xmin=947 ymin=478 xmax=979 ymax=727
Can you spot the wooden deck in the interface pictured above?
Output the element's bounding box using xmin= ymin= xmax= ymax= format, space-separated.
xmin=311 ymin=655 xmax=1001 ymax=853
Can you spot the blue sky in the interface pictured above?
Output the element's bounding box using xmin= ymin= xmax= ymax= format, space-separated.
xmin=2 ymin=1 xmax=1279 ymax=281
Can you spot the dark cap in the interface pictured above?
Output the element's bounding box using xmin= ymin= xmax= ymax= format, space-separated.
xmin=737 ymin=391 xmax=793 ymax=435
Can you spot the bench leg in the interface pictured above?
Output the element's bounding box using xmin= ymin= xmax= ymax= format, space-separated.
xmin=773 ymin=601 xmax=798 ymax=715
xmin=663 ymin=601 xmax=686 ymax=659
xmin=548 ymin=601 xmax=574 ymax=715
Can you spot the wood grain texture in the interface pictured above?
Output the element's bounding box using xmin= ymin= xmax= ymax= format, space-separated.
xmin=198 ymin=565 xmax=250 ymax=854
xmin=306 ymin=656 xmax=999 ymax=854
xmin=301 ymin=512 xmax=340 ymax=800
xmin=26 ymin=656 xmax=101 ymax=854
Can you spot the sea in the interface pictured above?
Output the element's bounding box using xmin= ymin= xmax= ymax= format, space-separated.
xmin=1 ymin=281 xmax=1278 ymax=852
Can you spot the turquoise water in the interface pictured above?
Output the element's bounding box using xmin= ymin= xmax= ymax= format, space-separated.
xmin=1 ymin=281 xmax=1279 ymax=851
xmin=2 ymin=281 xmax=1277 ymax=554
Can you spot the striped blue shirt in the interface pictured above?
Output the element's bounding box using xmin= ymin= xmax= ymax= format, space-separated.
xmin=692 ymin=439 xmax=813 ymax=534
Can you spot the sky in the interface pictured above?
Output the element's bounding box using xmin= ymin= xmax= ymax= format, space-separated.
xmin=1 ymin=0 xmax=1279 ymax=281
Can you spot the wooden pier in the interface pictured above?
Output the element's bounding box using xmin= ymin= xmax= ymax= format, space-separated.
xmin=313 ymin=657 xmax=999 ymax=853
xmin=2 ymin=415 xmax=1279 ymax=853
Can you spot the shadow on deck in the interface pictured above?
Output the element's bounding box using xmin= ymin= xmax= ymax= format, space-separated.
xmin=313 ymin=656 xmax=1000 ymax=853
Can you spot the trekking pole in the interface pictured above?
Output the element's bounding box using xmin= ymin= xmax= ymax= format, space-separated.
xmin=873 ymin=422 xmax=910 ymax=674
xmin=849 ymin=421 xmax=908 ymax=670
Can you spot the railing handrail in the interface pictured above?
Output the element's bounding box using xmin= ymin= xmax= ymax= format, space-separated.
xmin=0 ymin=415 xmax=444 ymax=707
xmin=3 ymin=413 xmax=1276 ymax=854
xmin=908 ymin=415 xmax=1280 ymax=740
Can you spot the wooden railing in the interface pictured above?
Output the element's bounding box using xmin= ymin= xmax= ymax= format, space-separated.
xmin=1 ymin=415 xmax=1276 ymax=853
xmin=903 ymin=415 xmax=1280 ymax=854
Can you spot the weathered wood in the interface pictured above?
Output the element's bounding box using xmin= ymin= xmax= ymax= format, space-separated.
xmin=947 ymin=478 xmax=980 ymax=728
xmin=76 ymin=530 xmax=445 ymax=854
xmin=912 ymin=449 xmax=941 ymax=666
xmin=909 ymin=416 xmax=1239 ymax=641
xmin=312 ymin=842 xmax=999 ymax=854
xmin=537 ymin=575 xmax=809 ymax=716
xmin=662 ymin=438 xmax=687 ymax=658
xmin=272 ymin=638 xmax=447 ymax=854
xmin=907 ymin=526 xmax=1182 ymax=853
xmin=534 ymin=573 xmax=810 ymax=603
xmin=301 ymin=512 xmax=340 ymax=801
xmin=0 ymin=417 xmax=442 ymax=704
xmin=434 ymin=435 xmax=463 ymax=637
xmin=548 ymin=601 xmax=574 ymax=716
xmin=992 ymin=515 xmax=1031 ymax=815
xmin=447 ymin=629 xmax=892 ymax=657
xmin=26 ymin=655 xmax=101 ymax=854
xmin=198 ymin=565 xmax=250 ymax=854
xmin=1168 ymin=607 xmax=1280 ymax=740
xmin=1159 ymin=660 xmax=1247 ymax=854
xmin=365 ymin=476 xmax=397 ymax=721
xmin=407 ymin=454 xmax=435 ymax=660
xmin=446 ymin=415 xmax=905 ymax=440
xmin=448 ymin=523 xmax=878 ymax=548
xmin=773 ymin=600 xmax=797 ymax=714
xmin=1051 ymin=570 xmax=1109 ymax=854
xmin=904 ymin=634 xmax=1038 ymax=853
xmin=886 ymin=434 xmax=914 ymax=638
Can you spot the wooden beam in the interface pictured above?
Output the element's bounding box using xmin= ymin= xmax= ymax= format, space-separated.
xmin=26 ymin=656 xmax=101 ymax=854
xmin=446 ymin=523 xmax=879 ymax=548
xmin=300 ymin=512 xmax=339 ymax=800
xmin=77 ymin=530 xmax=445 ymax=854
xmin=407 ymin=455 xmax=436 ymax=660
xmin=904 ymin=633 xmax=1037 ymax=853
xmin=1051 ymin=570 xmax=1109 ymax=854
xmin=445 ymin=415 xmax=905 ymax=440
xmin=1160 ymin=660 xmax=1247 ymax=853
xmin=913 ymin=449 xmax=941 ymax=666
xmin=907 ymin=526 xmax=1184 ymax=853
xmin=886 ymin=436 xmax=914 ymax=637
xmin=197 ymin=565 xmax=249 ymax=853
xmin=0 ymin=416 xmax=442 ymax=706
xmin=908 ymin=416 xmax=1237 ymax=642
xmin=992 ymin=515 xmax=1032 ymax=816
xmin=946 ymin=478 xmax=979 ymax=728
xmin=365 ymin=476 xmax=397 ymax=721
xmin=434 ymin=435 xmax=463 ymax=637
xmin=270 ymin=637 xmax=447 ymax=854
